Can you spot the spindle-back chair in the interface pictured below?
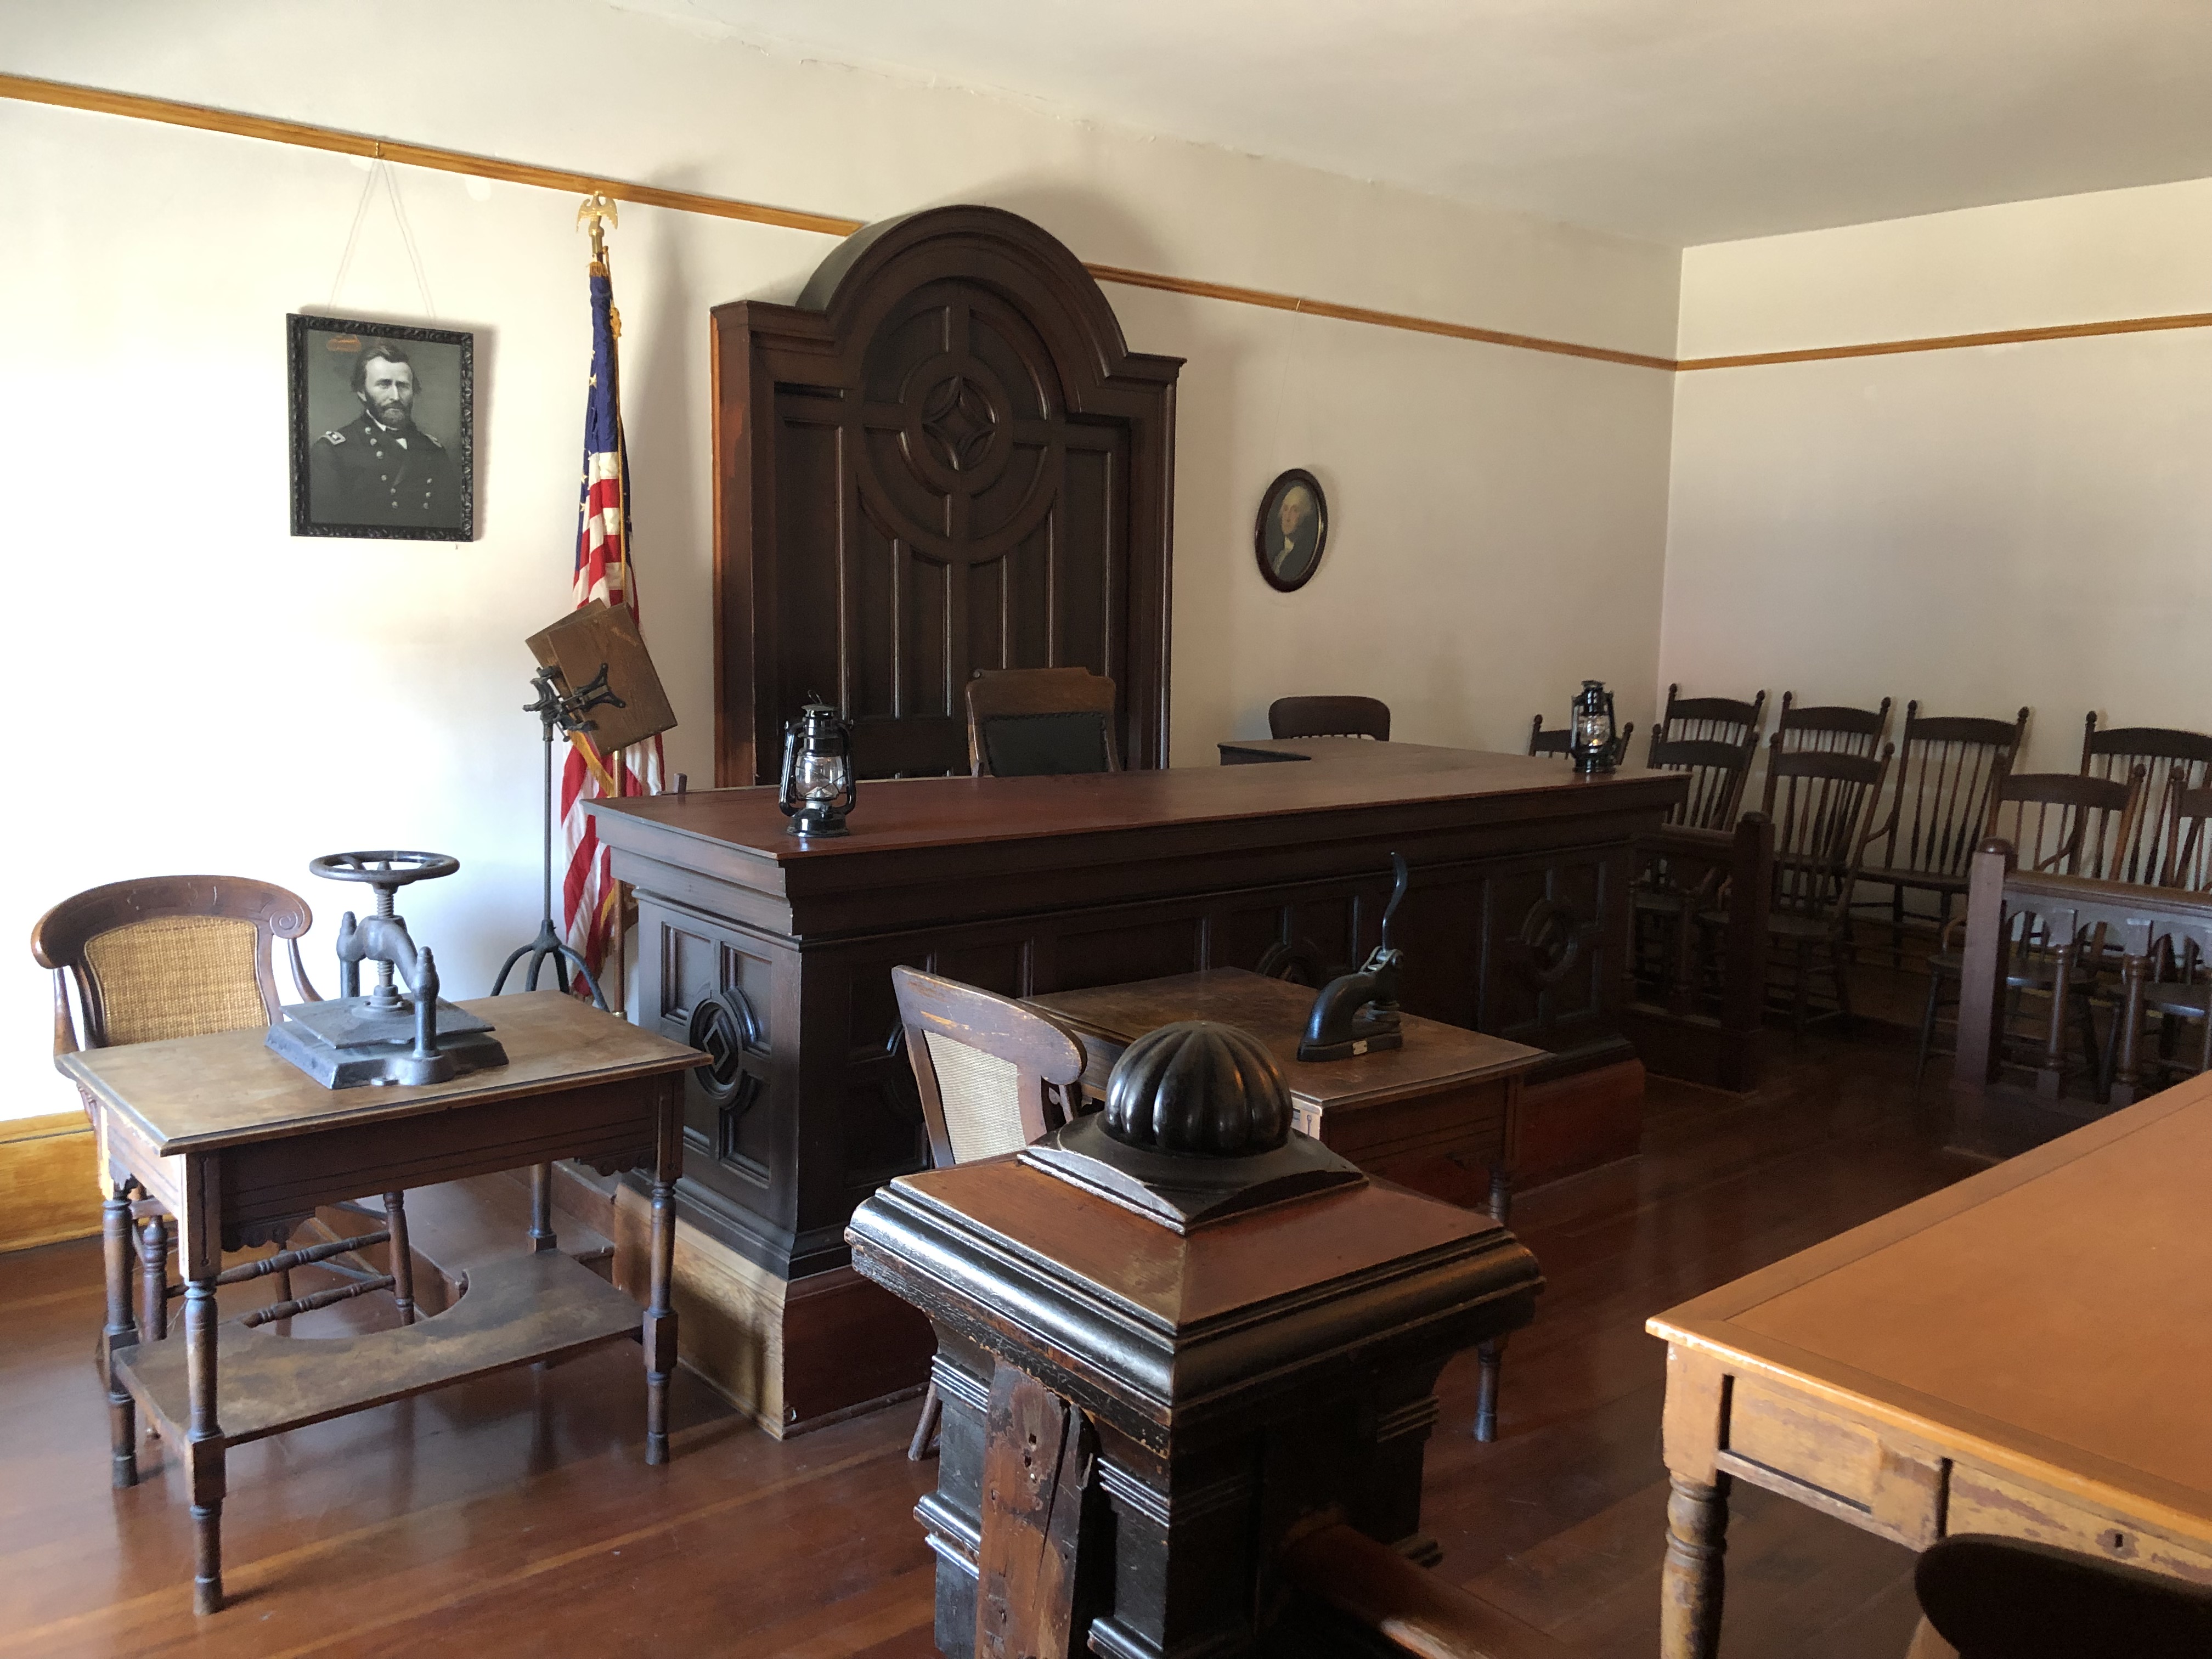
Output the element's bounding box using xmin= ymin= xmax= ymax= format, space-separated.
xmin=1748 ymin=737 xmax=1894 ymax=1031
xmin=1776 ymin=692 xmax=1893 ymax=758
xmin=2079 ymin=713 xmax=2212 ymax=886
xmin=1857 ymin=703 xmax=2030 ymax=964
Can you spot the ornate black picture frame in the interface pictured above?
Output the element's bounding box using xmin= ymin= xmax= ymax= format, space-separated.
xmin=287 ymin=312 xmax=475 ymax=541
xmin=1254 ymin=468 xmax=1327 ymax=592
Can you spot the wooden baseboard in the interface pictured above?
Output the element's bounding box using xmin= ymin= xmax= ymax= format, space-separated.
xmin=610 ymin=1185 xmax=932 ymax=1437
xmin=0 ymin=1111 xmax=100 ymax=1253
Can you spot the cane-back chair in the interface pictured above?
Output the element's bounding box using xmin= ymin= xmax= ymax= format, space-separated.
xmin=30 ymin=876 xmax=417 ymax=1346
xmin=1907 ymin=1533 xmax=2212 ymax=1659
xmin=966 ymin=667 xmax=1121 ymax=777
xmin=1917 ymin=769 xmax=2146 ymax=1086
xmin=1270 ymin=696 xmax=1390 ymax=742
xmin=1734 ymin=736 xmax=1893 ymax=1031
xmin=890 ymin=965 xmax=1087 ymax=1458
xmin=2079 ymin=712 xmax=2212 ymax=886
xmin=1527 ymin=715 xmax=1634 ymax=759
xmin=1776 ymin=692 xmax=1893 ymax=758
xmin=1857 ymin=703 xmax=2030 ymax=963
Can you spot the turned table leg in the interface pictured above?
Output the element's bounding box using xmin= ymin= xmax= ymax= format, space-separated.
xmin=182 ymin=1166 xmax=227 ymax=1615
xmin=383 ymin=1191 xmax=416 ymax=1325
xmin=101 ymin=1184 xmax=140 ymax=1489
xmin=528 ymin=1163 xmax=558 ymax=1254
xmin=138 ymin=1208 xmax=171 ymax=1342
xmin=1472 ymin=1168 xmax=1514 ymax=1442
xmin=644 ymin=1176 xmax=677 ymax=1464
xmin=1661 ymin=1472 xmax=1730 ymax=1659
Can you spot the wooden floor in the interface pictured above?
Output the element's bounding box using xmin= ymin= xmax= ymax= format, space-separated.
xmin=0 ymin=1023 xmax=1975 ymax=1658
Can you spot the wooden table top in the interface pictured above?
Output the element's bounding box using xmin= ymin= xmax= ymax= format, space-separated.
xmin=1030 ymin=968 xmax=1543 ymax=1112
xmin=1649 ymin=1071 xmax=2212 ymax=1535
xmin=1217 ymin=737 xmax=1557 ymax=772
xmin=59 ymin=991 xmax=702 ymax=1155
xmin=586 ymin=746 xmax=1685 ymax=867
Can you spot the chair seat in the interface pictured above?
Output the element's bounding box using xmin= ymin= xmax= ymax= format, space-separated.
xmin=2141 ymin=981 xmax=2212 ymax=1019
xmin=1859 ymin=866 xmax=1971 ymax=894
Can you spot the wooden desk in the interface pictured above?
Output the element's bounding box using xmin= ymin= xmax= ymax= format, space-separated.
xmin=1649 ymin=1073 xmax=2212 ymax=1658
xmin=60 ymin=991 xmax=698 ymax=1614
xmin=588 ymin=747 xmax=1681 ymax=1432
xmin=1029 ymin=967 xmax=1543 ymax=1217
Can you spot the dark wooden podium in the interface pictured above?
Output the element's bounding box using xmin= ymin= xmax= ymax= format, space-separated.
xmin=587 ymin=748 xmax=1682 ymax=1433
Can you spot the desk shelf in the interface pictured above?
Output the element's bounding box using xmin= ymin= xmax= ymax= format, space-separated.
xmin=116 ymin=1251 xmax=642 ymax=1448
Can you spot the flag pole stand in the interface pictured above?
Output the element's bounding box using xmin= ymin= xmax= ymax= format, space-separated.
xmin=491 ymin=663 xmax=622 ymax=1012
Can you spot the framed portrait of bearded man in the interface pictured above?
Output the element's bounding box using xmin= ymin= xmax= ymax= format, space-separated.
xmin=287 ymin=313 xmax=475 ymax=540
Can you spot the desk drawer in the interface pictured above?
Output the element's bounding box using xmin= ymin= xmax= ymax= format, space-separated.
xmin=1947 ymin=1464 xmax=2212 ymax=1584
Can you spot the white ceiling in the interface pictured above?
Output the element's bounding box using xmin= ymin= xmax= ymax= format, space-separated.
xmin=613 ymin=0 xmax=2212 ymax=247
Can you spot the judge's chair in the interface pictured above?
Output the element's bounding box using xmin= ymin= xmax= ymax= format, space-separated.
xmin=890 ymin=965 xmax=1087 ymax=1459
xmin=966 ymin=667 xmax=1121 ymax=777
xmin=1269 ymin=696 xmax=1391 ymax=742
xmin=31 ymin=877 xmax=419 ymax=1377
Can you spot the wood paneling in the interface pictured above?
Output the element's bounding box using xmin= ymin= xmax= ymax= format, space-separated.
xmin=0 ymin=1110 xmax=98 ymax=1253
xmin=711 ymin=207 xmax=1180 ymax=785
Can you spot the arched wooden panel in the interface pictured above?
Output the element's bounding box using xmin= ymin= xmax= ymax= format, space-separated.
xmin=712 ymin=206 xmax=1182 ymax=784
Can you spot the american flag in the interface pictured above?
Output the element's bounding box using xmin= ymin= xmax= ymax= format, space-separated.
xmin=561 ymin=244 xmax=663 ymax=998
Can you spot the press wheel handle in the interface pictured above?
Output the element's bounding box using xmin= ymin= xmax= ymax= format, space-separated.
xmin=310 ymin=851 xmax=460 ymax=888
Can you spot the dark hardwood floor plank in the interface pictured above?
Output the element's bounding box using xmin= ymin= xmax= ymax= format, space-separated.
xmin=0 ymin=1013 xmax=1974 ymax=1658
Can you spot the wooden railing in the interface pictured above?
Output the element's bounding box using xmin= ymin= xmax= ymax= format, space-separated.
xmin=1951 ymin=837 xmax=2212 ymax=1156
xmin=1623 ymin=814 xmax=1774 ymax=1091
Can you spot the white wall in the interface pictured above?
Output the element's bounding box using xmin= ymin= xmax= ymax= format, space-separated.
xmin=2 ymin=0 xmax=1678 ymax=1120
xmin=1663 ymin=177 xmax=2212 ymax=777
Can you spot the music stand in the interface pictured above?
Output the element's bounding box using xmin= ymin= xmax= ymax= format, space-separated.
xmin=493 ymin=600 xmax=677 ymax=1009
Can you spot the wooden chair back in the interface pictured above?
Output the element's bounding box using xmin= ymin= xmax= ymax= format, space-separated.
xmin=966 ymin=668 xmax=1121 ymax=777
xmin=1776 ymin=692 xmax=1893 ymax=758
xmin=1914 ymin=1533 xmax=2212 ymax=1658
xmin=1269 ymin=696 xmax=1390 ymax=742
xmin=1652 ymin=682 xmax=1768 ymax=749
xmin=2080 ymin=714 xmax=2212 ymax=885
xmin=31 ymin=876 xmax=318 ymax=1069
xmin=1862 ymin=702 xmax=2030 ymax=883
xmin=1527 ymin=715 xmax=1633 ymax=759
xmin=1988 ymin=770 xmax=2143 ymax=882
xmin=1759 ymin=737 xmax=1894 ymax=924
xmin=2158 ymin=772 xmax=2212 ymax=891
xmin=1647 ymin=733 xmax=1759 ymax=829
xmin=891 ymin=967 xmax=1087 ymax=1167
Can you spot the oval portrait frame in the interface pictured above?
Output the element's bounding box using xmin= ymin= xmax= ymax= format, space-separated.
xmin=1254 ymin=468 xmax=1329 ymax=594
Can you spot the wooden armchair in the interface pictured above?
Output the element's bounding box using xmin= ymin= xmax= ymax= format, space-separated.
xmin=30 ymin=877 xmax=417 ymax=1385
xmin=1737 ymin=737 xmax=1894 ymax=1032
xmin=1858 ymin=703 xmax=2030 ymax=964
xmin=1918 ymin=770 xmax=2145 ymax=1088
xmin=1908 ymin=1533 xmax=2212 ymax=1658
xmin=1271 ymin=696 xmax=1390 ymax=742
xmin=1654 ymin=682 xmax=1767 ymax=749
xmin=2080 ymin=713 xmax=2212 ymax=885
xmin=890 ymin=965 xmax=1087 ymax=1457
xmin=1776 ymin=691 xmax=1893 ymax=758
xmin=966 ymin=667 xmax=1121 ymax=777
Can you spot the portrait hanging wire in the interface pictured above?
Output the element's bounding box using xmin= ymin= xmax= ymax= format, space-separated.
xmin=327 ymin=156 xmax=438 ymax=319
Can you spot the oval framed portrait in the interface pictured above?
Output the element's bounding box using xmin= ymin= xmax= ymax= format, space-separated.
xmin=1254 ymin=469 xmax=1328 ymax=592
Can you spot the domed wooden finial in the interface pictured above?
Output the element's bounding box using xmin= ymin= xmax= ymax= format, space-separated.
xmin=1103 ymin=1021 xmax=1292 ymax=1157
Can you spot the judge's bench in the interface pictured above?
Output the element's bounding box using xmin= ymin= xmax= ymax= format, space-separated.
xmin=586 ymin=744 xmax=1684 ymax=1431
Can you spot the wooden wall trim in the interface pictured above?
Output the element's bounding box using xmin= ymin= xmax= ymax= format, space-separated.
xmin=1675 ymin=309 xmax=2212 ymax=371
xmin=0 ymin=71 xmax=1657 ymax=371
xmin=0 ymin=1110 xmax=99 ymax=1254
xmin=8 ymin=71 xmax=2210 ymax=374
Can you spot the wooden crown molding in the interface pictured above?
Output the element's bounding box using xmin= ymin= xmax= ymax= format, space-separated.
xmin=8 ymin=71 xmax=2212 ymax=374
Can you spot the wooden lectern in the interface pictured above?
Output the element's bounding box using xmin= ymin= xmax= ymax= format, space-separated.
xmin=847 ymin=1020 xmax=1544 ymax=1658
